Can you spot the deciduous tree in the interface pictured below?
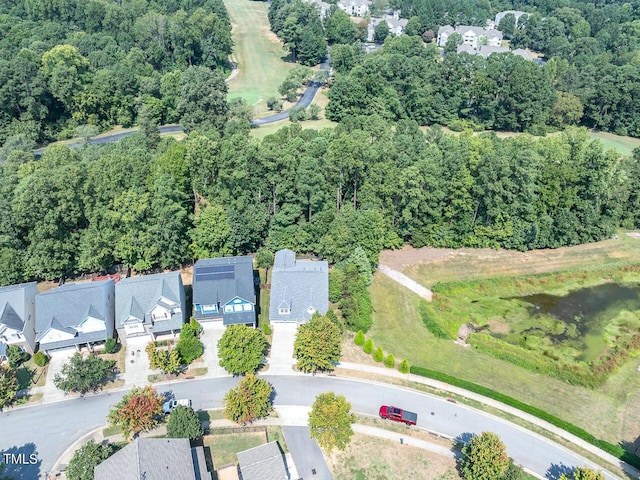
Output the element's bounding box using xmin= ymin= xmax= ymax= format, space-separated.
xmin=166 ymin=405 xmax=204 ymax=440
xmin=223 ymin=373 xmax=273 ymax=424
xmin=294 ymin=315 xmax=342 ymax=373
xmin=66 ymin=441 xmax=114 ymax=480
xmin=0 ymin=363 xmax=18 ymax=408
xmin=308 ymin=392 xmax=355 ymax=451
xmin=218 ymin=325 xmax=267 ymax=375
xmin=559 ymin=467 xmax=605 ymax=480
xmin=54 ymin=353 xmax=116 ymax=394
xmin=460 ymin=431 xmax=511 ymax=480
xmin=107 ymin=386 xmax=163 ymax=439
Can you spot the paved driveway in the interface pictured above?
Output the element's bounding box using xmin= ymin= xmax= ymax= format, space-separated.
xmin=283 ymin=426 xmax=332 ymax=480
xmin=268 ymin=323 xmax=298 ymax=374
xmin=199 ymin=322 xmax=229 ymax=378
xmin=122 ymin=335 xmax=153 ymax=387
xmin=41 ymin=349 xmax=76 ymax=403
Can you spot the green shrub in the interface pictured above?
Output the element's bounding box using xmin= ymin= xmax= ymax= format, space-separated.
xmin=33 ymin=351 xmax=49 ymax=367
xmin=363 ymin=338 xmax=374 ymax=354
xmin=262 ymin=323 xmax=272 ymax=335
xmin=104 ymin=337 xmax=117 ymax=354
xmin=409 ymin=365 xmax=640 ymax=469
xmin=373 ymin=347 xmax=384 ymax=362
xmin=354 ymin=331 xmax=365 ymax=346
xmin=398 ymin=359 xmax=410 ymax=374
xmin=383 ymin=354 xmax=395 ymax=368
xmin=7 ymin=345 xmax=30 ymax=368
xmin=419 ymin=301 xmax=452 ymax=339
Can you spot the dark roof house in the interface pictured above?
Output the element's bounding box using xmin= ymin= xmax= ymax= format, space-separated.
xmin=269 ymin=250 xmax=328 ymax=323
xmin=237 ymin=442 xmax=289 ymax=480
xmin=35 ymin=280 xmax=115 ymax=352
xmin=192 ymin=256 xmax=256 ymax=327
xmin=94 ymin=438 xmax=211 ymax=480
xmin=115 ymin=271 xmax=186 ymax=339
xmin=0 ymin=282 xmax=38 ymax=357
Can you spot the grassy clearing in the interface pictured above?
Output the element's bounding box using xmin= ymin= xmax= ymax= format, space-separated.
xmin=203 ymin=431 xmax=267 ymax=467
xmin=326 ymin=433 xmax=459 ymax=480
xmin=15 ymin=358 xmax=48 ymax=390
xmin=224 ymin=0 xmax=295 ymax=115
xmin=368 ymin=273 xmax=640 ymax=446
xmin=250 ymin=117 xmax=338 ymax=140
xmin=588 ymin=131 xmax=640 ymax=156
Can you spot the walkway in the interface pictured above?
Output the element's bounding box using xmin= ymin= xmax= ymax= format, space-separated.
xmin=377 ymin=264 xmax=433 ymax=301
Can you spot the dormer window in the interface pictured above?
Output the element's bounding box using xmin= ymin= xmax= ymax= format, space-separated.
xmin=278 ymin=307 xmax=291 ymax=315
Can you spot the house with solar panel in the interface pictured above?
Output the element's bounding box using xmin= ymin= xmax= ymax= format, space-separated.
xmin=0 ymin=282 xmax=38 ymax=361
xmin=115 ymin=271 xmax=186 ymax=340
xmin=269 ymin=249 xmax=328 ymax=323
xmin=35 ymin=279 xmax=115 ymax=353
xmin=192 ymin=256 xmax=257 ymax=327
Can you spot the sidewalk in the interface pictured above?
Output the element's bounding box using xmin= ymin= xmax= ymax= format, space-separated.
xmin=337 ymin=361 xmax=639 ymax=479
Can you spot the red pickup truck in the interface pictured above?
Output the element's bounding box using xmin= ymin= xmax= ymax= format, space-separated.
xmin=379 ymin=405 xmax=418 ymax=425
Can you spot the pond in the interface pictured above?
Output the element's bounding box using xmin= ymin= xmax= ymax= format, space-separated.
xmin=508 ymin=283 xmax=640 ymax=362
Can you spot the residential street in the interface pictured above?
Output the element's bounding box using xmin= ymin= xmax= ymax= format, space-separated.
xmin=0 ymin=375 xmax=622 ymax=480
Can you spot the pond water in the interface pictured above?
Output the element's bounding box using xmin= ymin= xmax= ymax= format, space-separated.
xmin=512 ymin=283 xmax=640 ymax=362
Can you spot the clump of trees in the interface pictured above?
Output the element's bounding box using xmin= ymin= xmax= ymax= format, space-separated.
xmin=268 ymin=0 xmax=326 ymax=65
xmin=223 ymin=373 xmax=273 ymax=424
xmin=107 ymin=386 xmax=163 ymax=439
xmin=294 ymin=314 xmax=342 ymax=373
xmin=66 ymin=441 xmax=115 ymax=480
xmin=6 ymin=345 xmax=29 ymax=368
xmin=218 ymin=325 xmax=267 ymax=375
xmin=146 ymin=342 xmax=181 ymax=374
xmin=54 ymin=353 xmax=116 ymax=394
xmin=167 ymin=405 xmax=204 ymax=440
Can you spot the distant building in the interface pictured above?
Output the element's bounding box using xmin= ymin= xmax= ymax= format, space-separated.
xmin=94 ymin=438 xmax=211 ymax=480
xmin=0 ymin=282 xmax=38 ymax=359
xmin=304 ymin=0 xmax=332 ymax=19
xmin=338 ymin=0 xmax=369 ymax=17
xmin=369 ymin=11 xmax=408 ymax=40
xmin=437 ymin=25 xmax=503 ymax=49
xmin=237 ymin=442 xmax=289 ymax=480
xmin=490 ymin=10 xmax=529 ymax=29
xmin=35 ymin=280 xmax=115 ymax=353
xmin=192 ymin=256 xmax=256 ymax=327
xmin=457 ymin=43 xmax=535 ymax=60
xmin=269 ymin=249 xmax=328 ymax=323
xmin=115 ymin=271 xmax=186 ymax=340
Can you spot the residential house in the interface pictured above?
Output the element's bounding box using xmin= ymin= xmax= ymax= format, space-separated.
xmin=437 ymin=25 xmax=503 ymax=49
xmin=237 ymin=442 xmax=289 ymax=480
xmin=269 ymin=249 xmax=328 ymax=323
xmin=457 ymin=44 xmax=534 ymax=60
xmin=115 ymin=271 xmax=186 ymax=340
xmin=94 ymin=438 xmax=211 ymax=480
xmin=304 ymin=0 xmax=332 ymax=19
xmin=0 ymin=282 xmax=38 ymax=359
xmin=491 ymin=10 xmax=529 ymax=29
xmin=338 ymin=0 xmax=369 ymax=17
xmin=369 ymin=11 xmax=408 ymax=40
xmin=35 ymin=280 xmax=115 ymax=353
xmin=192 ymin=256 xmax=256 ymax=327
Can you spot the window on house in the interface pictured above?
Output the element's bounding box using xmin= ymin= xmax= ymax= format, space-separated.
xmin=243 ymin=304 xmax=253 ymax=311
xmin=278 ymin=308 xmax=291 ymax=315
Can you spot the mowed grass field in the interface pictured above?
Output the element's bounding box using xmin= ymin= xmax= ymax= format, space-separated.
xmin=370 ymin=234 xmax=640 ymax=446
xmin=224 ymin=0 xmax=295 ymax=115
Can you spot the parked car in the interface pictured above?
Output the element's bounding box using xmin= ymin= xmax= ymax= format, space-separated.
xmin=379 ymin=405 xmax=417 ymax=425
xmin=163 ymin=398 xmax=192 ymax=414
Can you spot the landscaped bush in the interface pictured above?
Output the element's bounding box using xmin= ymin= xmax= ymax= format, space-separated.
xmin=176 ymin=320 xmax=204 ymax=364
xmin=373 ymin=347 xmax=384 ymax=362
xmin=262 ymin=323 xmax=272 ymax=336
xmin=33 ymin=351 xmax=49 ymax=367
xmin=7 ymin=345 xmax=30 ymax=368
xmin=409 ymin=365 xmax=640 ymax=469
xmin=398 ymin=359 xmax=410 ymax=374
xmin=363 ymin=338 xmax=374 ymax=354
xmin=354 ymin=331 xmax=365 ymax=346
xmin=104 ymin=337 xmax=117 ymax=354
xmin=384 ymin=353 xmax=395 ymax=368
xmin=419 ymin=301 xmax=453 ymax=339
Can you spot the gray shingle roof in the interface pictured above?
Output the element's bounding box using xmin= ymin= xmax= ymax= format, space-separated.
xmin=0 ymin=282 xmax=37 ymax=332
xmin=269 ymin=250 xmax=328 ymax=322
xmin=193 ymin=257 xmax=256 ymax=325
xmin=115 ymin=271 xmax=185 ymax=333
xmin=94 ymin=438 xmax=210 ymax=480
xmin=35 ymin=280 xmax=114 ymax=350
xmin=237 ymin=442 xmax=288 ymax=480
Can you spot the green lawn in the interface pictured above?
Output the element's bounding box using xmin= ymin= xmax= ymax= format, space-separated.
xmin=368 ymin=273 xmax=640 ymax=447
xmin=224 ymin=0 xmax=295 ymax=115
xmin=588 ymin=131 xmax=640 ymax=156
xmin=204 ymin=431 xmax=267 ymax=467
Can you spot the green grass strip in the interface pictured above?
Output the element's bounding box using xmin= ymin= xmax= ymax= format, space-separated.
xmin=410 ymin=365 xmax=640 ymax=469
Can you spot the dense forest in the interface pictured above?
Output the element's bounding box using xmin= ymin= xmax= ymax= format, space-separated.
xmin=0 ymin=0 xmax=232 ymax=144
xmin=270 ymin=0 xmax=640 ymax=136
xmin=1 ymin=120 xmax=638 ymax=285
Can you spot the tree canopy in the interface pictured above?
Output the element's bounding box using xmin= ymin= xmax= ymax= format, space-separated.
xmin=166 ymin=405 xmax=204 ymax=440
xmin=66 ymin=441 xmax=114 ymax=480
xmin=217 ymin=325 xmax=267 ymax=375
xmin=308 ymin=391 xmax=355 ymax=451
xmin=107 ymin=385 xmax=163 ymax=440
xmin=294 ymin=314 xmax=342 ymax=373
xmin=223 ymin=373 xmax=273 ymax=424
xmin=53 ymin=353 xmax=115 ymax=394
xmin=460 ymin=432 xmax=511 ymax=480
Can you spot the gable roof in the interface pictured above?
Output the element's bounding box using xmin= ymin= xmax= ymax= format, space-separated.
xmin=269 ymin=250 xmax=328 ymax=322
xmin=35 ymin=280 xmax=114 ymax=349
xmin=115 ymin=271 xmax=184 ymax=331
xmin=0 ymin=282 xmax=37 ymax=332
xmin=237 ymin=442 xmax=288 ymax=480
xmin=94 ymin=438 xmax=210 ymax=480
xmin=193 ymin=256 xmax=255 ymax=308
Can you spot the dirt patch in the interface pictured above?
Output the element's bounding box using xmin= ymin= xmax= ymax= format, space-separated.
xmin=485 ymin=319 xmax=509 ymax=335
xmin=626 ymin=232 xmax=640 ymax=239
xmin=340 ymin=332 xmax=382 ymax=367
xmin=257 ymin=24 xmax=283 ymax=44
xmin=326 ymin=433 xmax=459 ymax=480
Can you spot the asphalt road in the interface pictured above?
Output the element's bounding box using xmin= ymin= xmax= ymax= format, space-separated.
xmin=283 ymin=426 xmax=332 ymax=480
xmin=0 ymin=375 xmax=622 ymax=480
